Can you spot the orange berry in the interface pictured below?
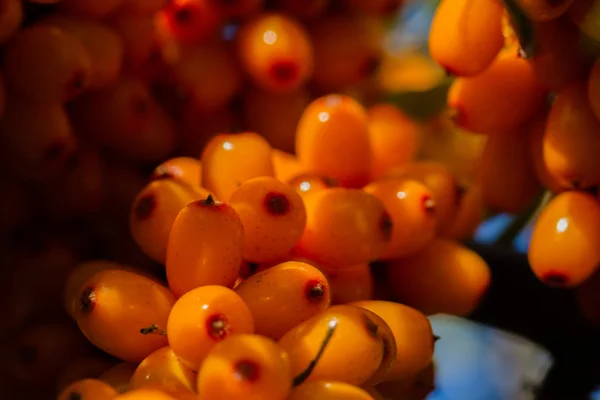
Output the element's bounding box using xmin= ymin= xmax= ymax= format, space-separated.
xmin=287 ymin=173 xmax=339 ymax=199
xmin=528 ymin=112 xmax=564 ymax=193
xmin=166 ymin=196 xmax=245 ymax=296
xmin=75 ymin=269 xmax=175 ymax=362
xmin=272 ymin=149 xmax=310 ymax=183
xmin=278 ymin=305 xmax=396 ymax=386
xmin=275 ymin=0 xmax=328 ymax=20
xmin=288 ymin=381 xmax=376 ymax=400
xmin=448 ymin=56 xmax=546 ymax=133
xmin=201 ymin=132 xmax=275 ymax=201
xmin=575 ymin=269 xmax=600 ymax=326
xmin=528 ymin=191 xmax=600 ymax=287
xmin=115 ymin=388 xmax=178 ymax=400
xmin=151 ymin=156 xmax=203 ymax=188
xmin=229 ymin=177 xmax=306 ymax=262
xmin=235 ymin=261 xmax=330 ymax=339
xmin=351 ymin=301 xmax=434 ymax=381
xmin=478 ymin=128 xmax=541 ymax=214
xmin=154 ymin=0 xmax=222 ymax=44
xmin=130 ymin=179 xmax=208 ymax=264
xmin=237 ymin=13 xmax=313 ymax=92
xmin=324 ymin=263 xmax=374 ymax=305
xmin=196 ymin=334 xmax=291 ymax=400
xmin=373 ymin=361 xmax=436 ymax=400
xmin=243 ymin=85 xmax=311 ymax=153
xmin=444 ymin=184 xmax=485 ymax=241
xmin=367 ymin=104 xmax=420 ymax=180
xmin=167 ymin=285 xmax=254 ymax=369
xmin=310 ymin=15 xmax=384 ymax=90
xmin=517 ymin=0 xmax=574 ymax=21
xmin=545 ymin=81 xmax=600 ymax=189
xmin=387 ymin=239 xmax=491 ymax=316
xmin=428 ymin=0 xmax=504 ymax=77
xmin=130 ymin=346 xmax=197 ymax=397
xmin=99 ymin=362 xmax=138 ymax=393
xmin=58 ymin=379 xmax=118 ymax=400
xmin=296 ymin=95 xmax=371 ymax=188
xmin=294 ymin=188 xmax=392 ymax=268
xmin=57 ymin=356 xmax=116 ymax=392
xmin=363 ymin=179 xmax=437 ymax=259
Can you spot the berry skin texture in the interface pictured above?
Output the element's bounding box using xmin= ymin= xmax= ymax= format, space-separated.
xmin=528 ymin=191 xmax=600 ymax=288
xmin=428 ymin=0 xmax=504 ymax=77
xmin=294 ymin=188 xmax=392 ymax=269
xmin=288 ymin=381 xmax=376 ymax=400
xmin=114 ymin=388 xmax=179 ymax=400
xmin=235 ymin=261 xmax=331 ymax=340
xmin=165 ymin=197 xmax=245 ymax=296
xmin=296 ymin=95 xmax=372 ymax=188
xmin=325 ymin=263 xmax=374 ymax=305
xmin=166 ymin=285 xmax=254 ymax=370
xmin=74 ymin=269 xmax=175 ymax=363
xmin=528 ymin=112 xmax=564 ymax=194
xmin=151 ymin=157 xmax=203 ymax=188
xmin=58 ymin=379 xmax=118 ymax=400
xmin=196 ymin=334 xmax=291 ymax=400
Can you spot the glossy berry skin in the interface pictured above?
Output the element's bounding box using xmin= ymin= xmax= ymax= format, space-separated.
xmin=166 ymin=285 xmax=254 ymax=369
xmin=288 ymin=381 xmax=376 ymax=400
xmin=130 ymin=179 xmax=208 ymax=264
xmin=363 ymin=179 xmax=437 ymax=259
xmin=58 ymin=379 xmax=119 ymax=400
xmin=154 ymin=0 xmax=222 ymax=44
xmin=99 ymin=362 xmax=138 ymax=393
xmin=544 ymin=81 xmax=600 ymax=190
xmin=278 ymin=305 xmax=396 ymax=386
xmin=166 ymin=197 xmax=245 ymax=296
xmin=229 ymin=177 xmax=306 ymax=263
xmin=294 ymin=188 xmax=392 ymax=269
xmin=75 ymin=269 xmax=175 ymax=362
xmin=528 ymin=191 xmax=600 ymax=288
xmin=428 ymin=0 xmax=504 ymax=77
xmin=528 ymin=112 xmax=564 ymax=193
xmin=115 ymin=388 xmax=178 ymax=400
xmin=272 ymin=149 xmax=310 ymax=183
xmin=351 ymin=301 xmax=434 ymax=382
xmin=151 ymin=157 xmax=203 ymax=188
xmin=323 ymin=263 xmax=374 ymax=305
xmin=235 ymin=261 xmax=331 ymax=339
xmin=288 ymin=173 xmax=339 ymax=199
xmin=387 ymin=239 xmax=491 ymax=316
xmin=196 ymin=334 xmax=291 ymax=400
xmin=201 ymin=132 xmax=275 ymax=201
xmin=237 ymin=13 xmax=313 ymax=92
xmin=296 ymin=95 xmax=371 ymax=188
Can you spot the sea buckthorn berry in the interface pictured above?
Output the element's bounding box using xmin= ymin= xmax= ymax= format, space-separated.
xmin=528 ymin=191 xmax=600 ymax=287
xmin=278 ymin=305 xmax=396 ymax=386
xmin=448 ymin=56 xmax=546 ymax=133
xmin=155 ymin=0 xmax=222 ymax=44
xmin=58 ymin=379 xmax=118 ymax=400
xmin=528 ymin=112 xmax=564 ymax=193
xmin=229 ymin=177 xmax=307 ymax=263
xmin=530 ymin=17 xmax=592 ymax=91
xmin=288 ymin=381 xmax=376 ymax=400
xmin=382 ymin=161 xmax=459 ymax=235
xmin=115 ymin=388 xmax=178 ymax=400
xmin=444 ymin=184 xmax=485 ymax=241
xmin=575 ymin=269 xmax=600 ymax=326
xmin=387 ymin=239 xmax=491 ymax=316
xmin=323 ymin=263 xmax=374 ymax=305
xmin=275 ymin=0 xmax=328 ymax=20
xmin=272 ymin=149 xmax=310 ymax=183
xmin=130 ymin=347 xmax=197 ymax=397
xmin=3 ymin=24 xmax=91 ymax=102
xmin=363 ymin=179 xmax=437 ymax=259
xmin=208 ymin=0 xmax=263 ymax=18
xmin=243 ymin=86 xmax=311 ymax=153
xmin=130 ymin=179 xmax=208 ymax=264
xmin=196 ymin=334 xmax=291 ymax=400
xmin=75 ymin=269 xmax=175 ymax=362
xmin=237 ymin=13 xmax=313 ymax=92
xmin=167 ymin=285 xmax=254 ymax=369
xmin=478 ymin=128 xmax=541 ymax=214
xmin=588 ymin=57 xmax=600 ymax=120
xmin=310 ymin=15 xmax=384 ymax=90
xmin=296 ymin=95 xmax=371 ymax=188
xmin=517 ymin=0 xmax=574 ymax=21
xmin=428 ymin=0 xmax=503 ymax=77
xmin=288 ymin=173 xmax=339 ymax=199
xmin=99 ymin=362 xmax=138 ymax=393
xmin=57 ymin=356 xmax=116 ymax=392
xmin=59 ymin=0 xmax=125 ymax=17
xmin=69 ymin=77 xmax=176 ymax=163
xmin=374 ymin=361 xmax=436 ymax=400
xmin=166 ymin=196 xmax=245 ymax=295
xmin=201 ymin=132 xmax=275 ymax=201
xmin=0 ymin=0 xmax=22 ymax=45
xmin=41 ymin=14 xmax=124 ymax=89
xmin=151 ymin=157 xmax=203 ymax=188
xmin=367 ymin=104 xmax=420 ymax=180
xmin=294 ymin=188 xmax=391 ymax=268
xmin=545 ymin=81 xmax=600 ymax=190
xmin=342 ymin=0 xmax=403 ymax=15
xmin=235 ymin=261 xmax=330 ymax=339
xmin=0 ymin=101 xmax=77 ymax=182
xmin=351 ymin=301 xmax=434 ymax=382
xmin=8 ymin=322 xmax=90 ymax=388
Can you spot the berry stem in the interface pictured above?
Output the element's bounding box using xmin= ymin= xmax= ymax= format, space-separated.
xmin=292 ymin=318 xmax=338 ymax=387
xmin=140 ymin=324 xmax=168 ymax=336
